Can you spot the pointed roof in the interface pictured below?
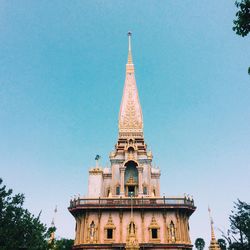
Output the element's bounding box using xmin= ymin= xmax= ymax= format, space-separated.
xmin=208 ymin=207 xmax=221 ymax=250
xmin=119 ymin=32 xmax=143 ymax=137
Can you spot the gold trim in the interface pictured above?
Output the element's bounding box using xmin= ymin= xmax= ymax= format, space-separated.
xmin=148 ymin=216 xmax=161 ymax=243
xmin=104 ymin=214 xmax=116 ymax=243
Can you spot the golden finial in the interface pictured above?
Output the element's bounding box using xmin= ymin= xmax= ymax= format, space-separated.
xmin=127 ymin=31 xmax=133 ymax=65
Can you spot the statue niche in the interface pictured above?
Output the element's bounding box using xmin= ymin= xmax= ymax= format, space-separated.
xmin=126 ymin=220 xmax=139 ymax=250
xmin=169 ymin=221 xmax=176 ymax=243
xmin=124 ymin=161 xmax=138 ymax=197
xmin=87 ymin=221 xmax=98 ymax=243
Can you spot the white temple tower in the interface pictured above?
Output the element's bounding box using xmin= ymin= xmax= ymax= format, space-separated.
xmin=69 ymin=33 xmax=196 ymax=250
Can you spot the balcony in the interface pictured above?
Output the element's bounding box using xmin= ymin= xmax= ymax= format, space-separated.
xmin=68 ymin=197 xmax=195 ymax=215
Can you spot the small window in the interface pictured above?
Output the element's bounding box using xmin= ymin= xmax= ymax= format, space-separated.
xmin=152 ymin=228 xmax=158 ymax=239
xmin=107 ymin=188 xmax=110 ymax=197
xmin=128 ymin=147 xmax=134 ymax=153
xmin=143 ymin=186 xmax=147 ymax=195
xmin=116 ymin=186 xmax=120 ymax=195
xmin=107 ymin=229 xmax=113 ymax=239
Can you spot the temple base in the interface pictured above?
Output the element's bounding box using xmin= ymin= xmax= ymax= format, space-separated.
xmin=73 ymin=243 xmax=193 ymax=250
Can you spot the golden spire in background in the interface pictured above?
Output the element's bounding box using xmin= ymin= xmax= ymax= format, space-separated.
xmin=208 ymin=207 xmax=221 ymax=250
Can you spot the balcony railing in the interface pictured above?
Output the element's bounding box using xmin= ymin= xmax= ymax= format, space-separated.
xmin=69 ymin=197 xmax=195 ymax=209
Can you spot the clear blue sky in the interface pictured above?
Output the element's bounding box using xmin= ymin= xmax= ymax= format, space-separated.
xmin=0 ymin=0 xmax=249 ymax=245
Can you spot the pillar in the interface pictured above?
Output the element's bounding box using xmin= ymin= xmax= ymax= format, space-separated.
xmin=138 ymin=166 xmax=143 ymax=195
xmin=163 ymin=213 xmax=167 ymax=243
xmin=76 ymin=217 xmax=81 ymax=244
xmin=120 ymin=167 xmax=125 ymax=196
xmin=79 ymin=214 xmax=85 ymax=243
xmin=98 ymin=212 xmax=101 ymax=243
xmin=119 ymin=210 xmax=123 ymax=242
xmin=141 ymin=211 xmax=145 ymax=242
xmin=84 ymin=212 xmax=89 ymax=243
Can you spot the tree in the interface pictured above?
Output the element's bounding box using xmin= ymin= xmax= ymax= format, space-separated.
xmin=229 ymin=200 xmax=250 ymax=249
xmin=0 ymin=178 xmax=52 ymax=249
xmin=194 ymin=238 xmax=205 ymax=250
xmin=221 ymin=200 xmax=250 ymax=250
xmin=232 ymin=0 xmax=250 ymax=75
xmin=54 ymin=238 xmax=74 ymax=250
xmin=233 ymin=0 xmax=250 ymax=37
xmin=218 ymin=238 xmax=227 ymax=250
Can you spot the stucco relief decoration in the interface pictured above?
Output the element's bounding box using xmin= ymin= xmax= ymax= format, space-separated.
xmin=169 ymin=221 xmax=176 ymax=243
xmin=126 ymin=220 xmax=139 ymax=250
xmin=104 ymin=214 xmax=116 ymax=242
xmin=148 ymin=216 xmax=160 ymax=243
xmin=119 ymin=73 xmax=143 ymax=133
xmin=87 ymin=221 xmax=98 ymax=243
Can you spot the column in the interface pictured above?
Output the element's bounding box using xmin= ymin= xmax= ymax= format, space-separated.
xmin=141 ymin=211 xmax=145 ymax=242
xmin=79 ymin=214 xmax=85 ymax=243
xmin=119 ymin=211 xmax=123 ymax=242
xmin=120 ymin=166 xmax=125 ymax=196
xmin=98 ymin=212 xmax=101 ymax=243
xmin=182 ymin=214 xmax=187 ymax=243
xmin=76 ymin=218 xmax=81 ymax=244
xmin=84 ymin=212 xmax=89 ymax=243
xmin=138 ymin=166 xmax=143 ymax=195
xmin=180 ymin=213 xmax=185 ymax=243
xmin=163 ymin=213 xmax=167 ymax=243
xmin=177 ymin=212 xmax=183 ymax=243
xmin=176 ymin=212 xmax=181 ymax=243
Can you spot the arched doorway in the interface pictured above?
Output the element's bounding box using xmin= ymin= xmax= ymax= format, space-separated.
xmin=124 ymin=161 xmax=138 ymax=197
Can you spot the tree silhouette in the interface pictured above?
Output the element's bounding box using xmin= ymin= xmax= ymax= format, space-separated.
xmin=232 ymin=0 xmax=250 ymax=74
xmin=233 ymin=0 xmax=250 ymax=37
xmin=218 ymin=238 xmax=227 ymax=250
xmin=0 ymin=178 xmax=52 ymax=249
xmin=195 ymin=238 xmax=205 ymax=250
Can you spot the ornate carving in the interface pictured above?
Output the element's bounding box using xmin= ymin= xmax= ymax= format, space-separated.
xmin=119 ymin=67 xmax=143 ymax=136
xmin=89 ymin=167 xmax=103 ymax=175
xmin=104 ymin=214 xmax=116 ymax=243
xmin=125 ymin=219 xmax=139 ymax=250
xmin=126 ymin=176 xmax=137 ymax=186
xmin=148 ymin=216 xmax=161 ymax=243
xmin=87 ymin=221 xmax=98 ymax=243
xmin=168 ymin=221 xmax=176 ymax=243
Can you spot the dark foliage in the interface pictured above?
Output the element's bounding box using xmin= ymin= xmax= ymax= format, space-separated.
xmin=221 ymin=200 xmax=250 ymax=250
xmin=0 ymin=178 xmax=51 ymax=250
xmin=218 ymin=238 xmax=227 ymax=250
xmin=54 ymin=238 xmax=74 ymax=250
xmin=233 ymin=0 xmax=250 ymax=37
xmin=194 ymin=237 xmax=205 ymax=250
xmin=233 ymin=0 xmax=250 ymax=75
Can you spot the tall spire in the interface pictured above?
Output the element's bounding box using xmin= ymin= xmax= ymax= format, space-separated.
xmin=119 ymin=32 xmax=143 ymax=138
xmin=208 ymin=207 xmax=221 ymax=250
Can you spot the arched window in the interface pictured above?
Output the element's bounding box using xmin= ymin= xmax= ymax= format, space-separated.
xmin=116 ymin=185 xmax=120 ymax=195
xmin=124 ymin=161 xmax=138 ymax=197
xmin=128 ymin=146 xmax=135 ymax=154
xmin=107 ymin=188 xmax=111 ymax=197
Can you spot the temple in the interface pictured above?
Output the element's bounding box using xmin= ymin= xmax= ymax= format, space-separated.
xmin=69 ymin=33 xmax=196 ymax=250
